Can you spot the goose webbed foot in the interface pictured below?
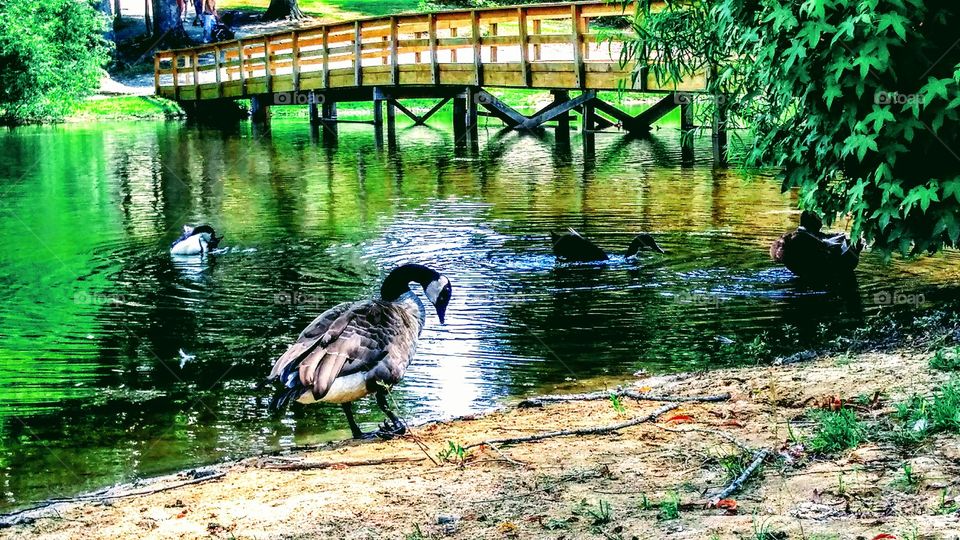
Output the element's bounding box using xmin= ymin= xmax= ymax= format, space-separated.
xmin=373 ymin=419 xmax=407 ymax=439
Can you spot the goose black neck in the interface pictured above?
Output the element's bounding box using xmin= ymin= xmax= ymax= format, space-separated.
xmin=380 ymin=264 xmax=440 ymax=301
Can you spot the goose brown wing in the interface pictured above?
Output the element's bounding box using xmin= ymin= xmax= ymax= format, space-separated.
xmin=270 ymin=300 xmax=421 ymax=400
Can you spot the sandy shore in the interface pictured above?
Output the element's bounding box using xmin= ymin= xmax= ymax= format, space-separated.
xmin=3 ymin=349 xmax=960 ymax=539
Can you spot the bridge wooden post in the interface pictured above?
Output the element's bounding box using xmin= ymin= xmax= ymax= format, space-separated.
xmin=191 ymin=52 xmax=199 ymax=99
xmin=389 ymin=16 xmax=399 ymax=84
xmin=467 ymin=88 xmax=479 ymax=142
xmin=237 ymin=40 xmax=246 ymax=95
xmin=291 ymin=32 xmax=301 ymax=93
xmin=581 ymin=98 xmax=595 ymax=133
xmin=354 ymin=21 xmax=363 ymax=87
xmin=263 ymin=37 xmax=273 ymax=94
xmin=518 ymin=8 xmax=530 ymax=86
xmin=552 ymin=90 xmax=571 ymax=142
xmin=308 ymin=92 xmax=319 ymax=125
xmin=428 ymin=14 xmax=439 ymax=83
xmin=172 ymin=53 xmax=180 ymax=101
xmin=470 ymin=11 xmax=482 ymax=85
xmin=452 ymin=92 xmax=467 ymax=144
xmin=214 ymin=45 xmax=222 ymax=99
xmin=571 ymin=4 xmax=586 ymax=89
xmin=711 ymin=96 xmax=728 ymax=166
xmin=681 ymin=99 xmax=694 ymax=163
xmin=321 ymin=27 xmax=330 ymax=89
xmin=251 ymin=95 xmax=270 ymax=124
xmin=321 ymin=101 xmax=337 ymax=124
xmin=489 ymin=23 xmax=498 ymax=62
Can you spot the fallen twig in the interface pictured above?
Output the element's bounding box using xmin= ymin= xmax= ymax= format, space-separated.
xmin=465 ymin=402 xmax=681 ymax=450
xmin=258 ymin=457 xmax=425 ymax=471
xmin=518 ymin=390 xmax=729 ymax=408
xmin=708 ymin=448 xmax=770 ymax=505
xmin=652 ymin=425 xmax=754 ymax=453
xmin=0 ymin=472 xmax=226 ymax=528
xmin=478 ymin=442 xmax=527 ymax=467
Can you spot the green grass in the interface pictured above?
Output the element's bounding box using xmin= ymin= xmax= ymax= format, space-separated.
xmin=657 ymin=492 xmax=680 ymax=521
xmin=930 ymin=346 xmax=960 ymax=372
xmin=70 ymin=96 xmax=184 ymax=120
xmin=219 ymin=0 xmax=421 ymax=20
xmin=574 ymin=498 xmax=613 ymax=526
xmin=807 ymin=409 xmax=866 ymax=454
xmin=893 ymin=378 xmax=960 ymax=443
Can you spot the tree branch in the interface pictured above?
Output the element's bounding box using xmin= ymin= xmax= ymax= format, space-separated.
xmin=465 ymin=402 xmax=681 ymax=450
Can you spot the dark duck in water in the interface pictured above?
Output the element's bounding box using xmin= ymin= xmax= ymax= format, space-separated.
xmin=550 ymin=229 xmax=664 ymax=262
xmin=268 ymin=264 xmax=452 ymax=439
xmin=770 ymin=211 xmax=865 ymax=281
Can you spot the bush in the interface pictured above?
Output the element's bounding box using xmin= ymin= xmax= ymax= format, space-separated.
xmin=625 ymin=0 xmax=960 ymax=255
xmin=0 ymin=0 xmax=111 ymax=125
xmin=930 ymin=347 xmax=960 ymax=372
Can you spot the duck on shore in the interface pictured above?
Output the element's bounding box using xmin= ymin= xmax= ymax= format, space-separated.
xmin=268 ymin=263 xmax=452 ymax=439
xmin=550 ymin=229 xmax=664 ymax=262
xmin=770 ymin=211 xmax=864 ymax=281
xmin=170 ymin=225 xmax=223 ymax=256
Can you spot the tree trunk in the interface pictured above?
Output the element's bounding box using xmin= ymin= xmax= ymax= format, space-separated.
xmin=151 ymin=0 xmax=190 ymax=47
xmin=264 ymin=0 xmax=304 ymax=21
xmin=144 ymin=0 xmax=152 ymax=35
xmin=96 ymin=0 xmax=116 ymax=43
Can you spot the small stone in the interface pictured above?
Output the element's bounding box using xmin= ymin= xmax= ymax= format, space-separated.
xmin=436 ymin=514 xmax=460 ymax=525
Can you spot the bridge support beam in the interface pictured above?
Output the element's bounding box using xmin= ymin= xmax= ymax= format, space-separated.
xmin=712 ymin=98 xmax=728 ymax=167
xmin=250 ymin=95 xmax=270 ymax=125
xmin=680 ymin=100 xmax=694 ymax=164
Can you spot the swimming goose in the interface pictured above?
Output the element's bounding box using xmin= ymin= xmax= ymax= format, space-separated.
xmin=268 ymin=263 xmax=452 ymax=439
xmin=170 ymin=225 xmax=223 ymax=256
xmin=551 ymin=229 xmax=664 ymax=262
xmin=770 ymin=211 xmax=864 ymax=281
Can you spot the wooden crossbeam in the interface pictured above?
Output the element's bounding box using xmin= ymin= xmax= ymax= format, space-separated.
xmin=474 ymin=89 xmax=527 ymax=127
xmin=416 ymin=97 xmax=451 ymax=125
xmin=590 ymin=92 xmax=679 ymax=133
xmin=518 ymin=91 xmax=595 ymax=129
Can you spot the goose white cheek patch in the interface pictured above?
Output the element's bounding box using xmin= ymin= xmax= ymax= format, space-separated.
xmin=425 ymin=276 xmax=449 ymax=304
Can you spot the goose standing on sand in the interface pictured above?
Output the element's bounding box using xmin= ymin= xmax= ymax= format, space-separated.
xmin=551 ymin=229 xmax=664 ymax=262
xmin=170 ymin=225 xmax=223 ymax=256
xmin=268 ymin=263 xmax=452 ymax=439
xmin=770 ymin=211 xmax=864 ymax=281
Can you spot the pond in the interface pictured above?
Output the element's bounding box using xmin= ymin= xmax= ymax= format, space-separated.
xmin=1 ymin=116 xmax=958 ymax=512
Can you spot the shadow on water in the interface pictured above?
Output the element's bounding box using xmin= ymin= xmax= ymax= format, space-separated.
xmin=0 ymin=118 xmax=959 ymax=511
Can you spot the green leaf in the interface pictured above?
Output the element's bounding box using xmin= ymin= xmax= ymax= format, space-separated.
xmin=878 ymin=12 xmax=908 ymax=41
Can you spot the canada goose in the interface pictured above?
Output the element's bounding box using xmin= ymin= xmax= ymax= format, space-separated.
xmin=551 ymin=229 xmax=664 ymax=262
xmin=268 ymin=263 xmax=452 ymax=439
xmin=770 ymin=211 xmax=864 ymax=281
xmin=170 ymin=224 xmax=223 ymax=256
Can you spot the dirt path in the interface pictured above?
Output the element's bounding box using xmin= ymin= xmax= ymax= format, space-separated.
xmin=4 ymin=350 xmax=960 ymax=539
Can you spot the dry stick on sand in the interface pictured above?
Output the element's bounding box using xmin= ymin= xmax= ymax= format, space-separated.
xmin=518 ymin=390 xmax=730 ymax=408
xmin=258 ymin=457 xmax=425 ymax=471
xmin=0 ymin=472 xmax=227 ymax=528
xmin=464 ymin=402 xmax=682 ymax=450
xmin=709 ymin=448 xmax=770 ymax=505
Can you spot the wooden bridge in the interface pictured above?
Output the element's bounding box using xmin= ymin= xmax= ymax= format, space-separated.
xmin=154 ymin=1 xmax=723 ymax=160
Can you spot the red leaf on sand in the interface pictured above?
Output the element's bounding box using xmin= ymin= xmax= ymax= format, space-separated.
xmin=665 ymin=415 xmax=694 ymax=424
xmin=871 ymin=535 xmax=896 ymax=540
xmin=715 ymin=499 xmax=738 ymax=512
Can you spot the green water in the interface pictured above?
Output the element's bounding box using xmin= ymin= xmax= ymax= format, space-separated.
xmin=0 ymin=117 xmax=958 ymax=512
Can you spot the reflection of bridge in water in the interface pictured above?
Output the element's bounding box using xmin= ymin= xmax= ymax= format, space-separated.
xmin=154 ymin=1 xmax=725 ymax=162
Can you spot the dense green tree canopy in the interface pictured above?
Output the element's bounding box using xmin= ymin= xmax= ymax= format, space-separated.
xmin=0 ymin=0 xmax=111 ymax=125
xmin=625 ymin=0 xmax=960 ymax=255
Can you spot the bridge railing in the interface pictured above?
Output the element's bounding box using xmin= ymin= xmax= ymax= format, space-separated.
xmin=154 ymin=1 xmax=704 ymax=101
